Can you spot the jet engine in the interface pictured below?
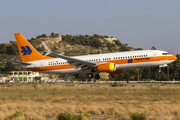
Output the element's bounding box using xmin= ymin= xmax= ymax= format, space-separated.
xmin=97 ymin=63 xmax=116 ymax=72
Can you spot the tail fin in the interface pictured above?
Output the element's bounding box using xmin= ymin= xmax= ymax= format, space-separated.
xmin=14 ymin=33 xmax=52 ymax=62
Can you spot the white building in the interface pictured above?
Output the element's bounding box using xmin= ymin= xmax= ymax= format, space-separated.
xmin=9 ymin=71 xmax=41 ymax=82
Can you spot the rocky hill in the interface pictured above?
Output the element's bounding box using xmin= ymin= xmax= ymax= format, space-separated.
xmin=29 ymin=33 xmax=132 ymax=56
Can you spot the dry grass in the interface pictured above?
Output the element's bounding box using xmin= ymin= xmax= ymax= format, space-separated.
xmin=0 ymin=85 xmax=180 ymax=120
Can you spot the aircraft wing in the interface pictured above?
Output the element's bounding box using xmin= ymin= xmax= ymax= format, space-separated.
xmin=49 ymin=52 xmax=97 ymax=67
xmin=3 ymin=59 xmax=31 ymax=65
xmin=42 ymin=41 xmax=97 ymax=69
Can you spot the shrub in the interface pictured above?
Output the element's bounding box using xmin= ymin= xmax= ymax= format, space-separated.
xmin=128 ymin=111 xmax=148 ymax=120
xmin=36 ymin=34 xmax=46 ymax=38
xmin=111 ymin=83 xmax=119 ymax=87
xmin=83 ymin=113 xmax=91 ymax=119
xmin=69 ymin=76 xmax=75 ymax=83
xmin=56 ymin=112 xmax=90 ymax=120
xmin=101 ymin=87 xmax=108 ymax=91
xmin=6 ymin=111 xmax=27 ymax=120
xmin=15 ymin=80 xmax=20 ymax=83
xmin=57 ymin=112 xmax=72 ymax=120
xmin=33 ymin=84 xmax=38 ymax=89
xmin=72 ymin=114 xmax=83 ymax=120
xmin=119 ymin=83 xmax=124 ymax=87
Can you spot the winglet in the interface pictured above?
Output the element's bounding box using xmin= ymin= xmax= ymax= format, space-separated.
xmin=42 ymin=41 xmax=52 ymax=56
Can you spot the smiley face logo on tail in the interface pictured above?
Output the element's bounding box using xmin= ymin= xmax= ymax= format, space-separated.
xmin=21 ymin=46 xmax=32 ymax=56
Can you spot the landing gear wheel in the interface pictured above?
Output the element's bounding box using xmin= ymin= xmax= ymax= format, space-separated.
xmin=87 ymin=73 xmax=93 ymax=78
xmin=95 ymin=74 xmax=100 ymax=79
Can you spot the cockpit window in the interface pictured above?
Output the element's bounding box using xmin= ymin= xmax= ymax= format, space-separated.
xmin=162 ymin=53 xmax=170 ymax=55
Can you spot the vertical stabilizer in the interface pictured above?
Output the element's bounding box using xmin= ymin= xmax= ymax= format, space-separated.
xmin=14 ymin=33 xmax=52 ymax=62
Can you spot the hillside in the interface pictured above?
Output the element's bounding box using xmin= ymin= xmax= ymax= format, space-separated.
xmin=29 ymin=33 xmax=133 ymax=56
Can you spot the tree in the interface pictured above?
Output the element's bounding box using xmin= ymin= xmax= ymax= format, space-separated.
xmin=34 ymin=77 xmax=41 ymax=82
xmin=169 ymin=54 xmax=180 ymax=80
xmin=159 ymin=72 xmax=168 ymax=81
xmin=109 ymin=74 xmax=124 ymax=81
xmin=51 ymin=32 xmax=55 ymax=36
xmin=4 ymin=62 xmax=15 ymax=74
xmin=74 ymin=73 xmax=87 ymax=82
xmin=69 ymin=76 xmax=75 ymax=83
xmin=58 ymin=74 xmax=66 ymax=78
xmin=0 ymin=44 xmax=7 ymax=54
xmin=120 ymin=45 xmax=131 ymax=51
xmin=151 ymin=46 xmax=156 ymax=50
xmin=6 ymin=45 xmax=18 ymax=55
xmin=41 ymin=34 xmax=46 ymax=37
xmin=90 ymin=37 xmax=102 ymax=48
xmin=124 ymin=72 xmax=130 ymax=83
xmin=36 ymin=34 xmax=46 ymax=38
xmin=142 ymin=68 xmax=152 ymax=80
xmin=134 ymin=48 xmax=143 ymax=50
xmin=106 ymin=42 xmax=115 ymax=52
xmin=115 ymin=40 xmax=122 ymax=45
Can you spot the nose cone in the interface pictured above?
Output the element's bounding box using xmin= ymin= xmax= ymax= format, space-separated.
xmin=172 ymin=56 xmax=177 ymax=60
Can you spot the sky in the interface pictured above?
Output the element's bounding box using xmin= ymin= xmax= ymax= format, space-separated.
xmin=0 ymin=0 xmax=180 ymax=54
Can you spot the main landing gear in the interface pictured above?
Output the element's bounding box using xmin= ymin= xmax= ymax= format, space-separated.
xmin=87 ymin=73 xmax=100 ymax=79
xmin=95 ymin=74 xmax=100 ymax=79
xmin=87 ymin=73 xmax=93 ymax=78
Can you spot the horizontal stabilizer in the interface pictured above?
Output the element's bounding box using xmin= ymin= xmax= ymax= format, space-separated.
xmin=3 ymin=59 xmax=31 ymax=65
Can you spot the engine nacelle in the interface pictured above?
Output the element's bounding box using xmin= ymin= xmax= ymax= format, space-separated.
xmin=97 ymin=63 xmax=116 ymax=72
xmin=109 ymin=69 xmax=126 ymax=75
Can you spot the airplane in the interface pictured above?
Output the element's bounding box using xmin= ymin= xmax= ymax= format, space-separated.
xmin=5 ymin=33 xmax=177 ymax=79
